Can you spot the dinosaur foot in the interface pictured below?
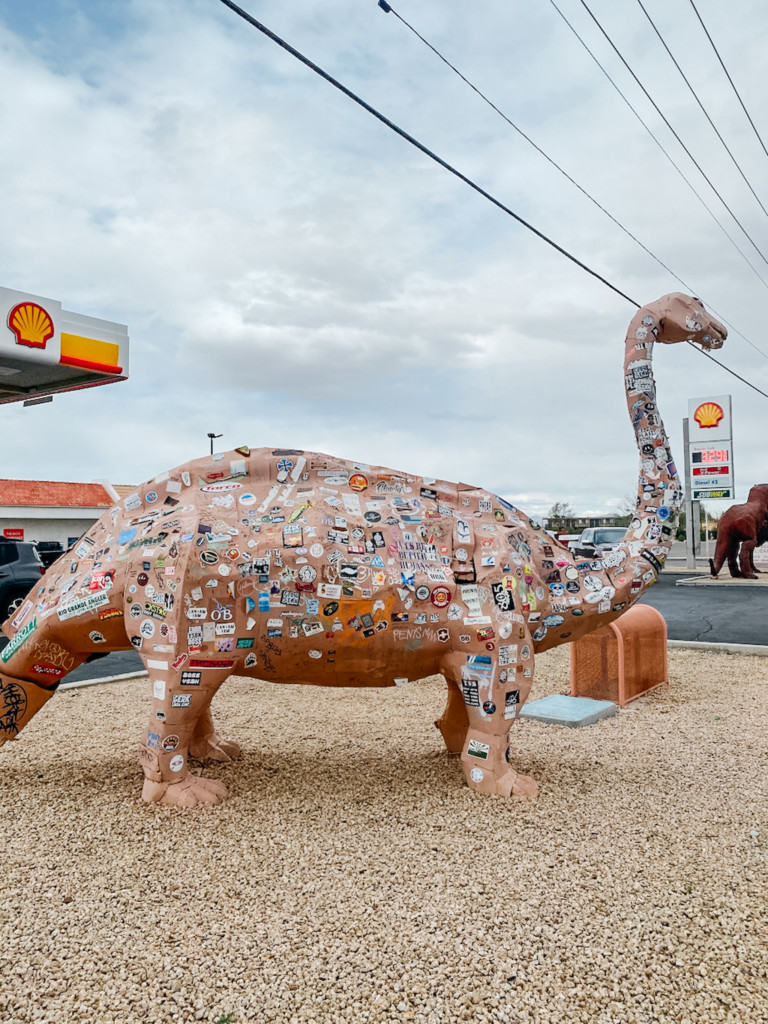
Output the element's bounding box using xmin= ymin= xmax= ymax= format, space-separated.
xmin=189 ymin=732 xmax=241 ymax=763
xmin=464 ymin=764 xmax=539 ymax=801
xmin=142 ymin=775 xmax=228 ymax=807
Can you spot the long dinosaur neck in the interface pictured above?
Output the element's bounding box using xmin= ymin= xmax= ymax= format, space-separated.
xmin=609 ymin=306 xmax=683 ymax=599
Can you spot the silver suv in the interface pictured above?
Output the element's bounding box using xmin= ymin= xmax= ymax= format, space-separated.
xmin=0 ymin=541 xmax=45 ymax=621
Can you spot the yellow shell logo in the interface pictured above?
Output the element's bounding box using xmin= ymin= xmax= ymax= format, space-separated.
xmin=7 ymin=302 xmax=54 ymax=349
xmin=693 ymin=401 xmax=724 ymax=429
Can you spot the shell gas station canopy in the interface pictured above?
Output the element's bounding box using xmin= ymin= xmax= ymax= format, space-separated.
xmin=0 ymin=286 xmax=128 ymax=405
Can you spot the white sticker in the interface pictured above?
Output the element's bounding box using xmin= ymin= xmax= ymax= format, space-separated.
xmin=153 ymin=679 xmax=166 ymax=700
xmin=169 ymin=754 xmax=184 ymax=772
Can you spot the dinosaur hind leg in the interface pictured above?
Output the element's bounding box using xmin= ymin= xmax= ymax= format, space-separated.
xmin=727 ymin=541 xmax=743 ymax=578
xmin=434 ymin=673 xmax=469 ymax=754
xmin=739 ymin=539 xmax=758 ymax=580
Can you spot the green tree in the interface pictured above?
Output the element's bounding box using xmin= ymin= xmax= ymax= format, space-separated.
xmin=547 ymin=502 xmax=574 ymax=531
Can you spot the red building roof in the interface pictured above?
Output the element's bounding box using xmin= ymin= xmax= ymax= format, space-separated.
xmin=0 ymin=480 xmax=115 ymax=509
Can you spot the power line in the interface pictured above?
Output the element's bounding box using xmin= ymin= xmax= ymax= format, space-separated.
xmin=216 ymin=0 xmax=637 ymax=305
xmin=378 ymin=4 xmax=690 ymax=290
xmin=377 ymin=0 xmax=768 ymax=365
xmin=687 ymin=0 xmax=768 ymax=163
xmin=549 ymin=0 xmax=768 ymax=294
xmin=635 ymin=0 xmax=768 ymax=221
xmin=687 ymin=342 xmax=768 ymax=400
xmin=576 ymin=0 xmax=768 ymax=269
xmin=215 ymin=1 xmax=768 ymax=401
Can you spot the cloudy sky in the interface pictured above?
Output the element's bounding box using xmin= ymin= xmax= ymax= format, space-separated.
xmin=1 ymin=0 xmax=767 ymax=517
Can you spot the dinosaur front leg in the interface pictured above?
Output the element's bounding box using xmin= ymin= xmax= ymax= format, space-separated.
xmin=189 ymin=702 xmax=241 ymax=764
xmin=138 ymin=666 xmax=232 ymax=807
xmin=440 ymin=646 xmax=538 ymax=801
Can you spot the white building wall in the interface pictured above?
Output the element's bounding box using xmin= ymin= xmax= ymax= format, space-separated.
xmin=0 ymin=506 xmax=107 ymax=547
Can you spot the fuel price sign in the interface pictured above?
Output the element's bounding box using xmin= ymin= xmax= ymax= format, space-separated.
xmin=690 ymin=441 xmax=733 ymax=499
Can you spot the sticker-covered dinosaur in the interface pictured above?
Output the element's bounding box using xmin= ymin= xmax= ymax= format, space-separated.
xmin=0 ymin=294 xmax=726 ymax=806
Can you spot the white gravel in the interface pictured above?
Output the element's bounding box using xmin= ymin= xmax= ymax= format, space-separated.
xmin=1 ymin=646 xmax=767 ymax=1024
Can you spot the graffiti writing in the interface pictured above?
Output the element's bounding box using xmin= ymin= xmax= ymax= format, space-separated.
xmin=27 ymin=639 xmax=76 ymax=673
xmin=0 ymin=680 xmax=27 ymax=735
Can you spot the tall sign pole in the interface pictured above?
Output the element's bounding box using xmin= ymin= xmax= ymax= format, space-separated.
xmin=683 ymin=417 xmax=697 ymax=571
xmin=684 ymin=394 xmax=734 ymax=570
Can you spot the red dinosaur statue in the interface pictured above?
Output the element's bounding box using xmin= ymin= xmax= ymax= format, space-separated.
xmin=0 ymin=294 xmax=726 ymax=806
xmin=709 ymin=484 xmax=768 ymax=579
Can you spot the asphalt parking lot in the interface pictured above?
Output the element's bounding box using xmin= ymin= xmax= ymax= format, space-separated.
xmin=638 ymin=570 xmax=768 ymax=646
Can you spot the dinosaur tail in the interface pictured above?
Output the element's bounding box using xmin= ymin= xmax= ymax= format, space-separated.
xmin=0 ymin=673 xmax=59 ymax=744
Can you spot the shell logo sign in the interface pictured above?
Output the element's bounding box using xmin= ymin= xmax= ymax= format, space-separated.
xmin=693 ymin=401 xmax=724 ymax=429
xmin=0 ymin=285 xmax=129 ymax=405
xmin=8 ymin=302 xmax=54 ymax=350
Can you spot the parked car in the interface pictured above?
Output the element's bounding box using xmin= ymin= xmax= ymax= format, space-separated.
xmin=571 ymin=526 xmax=627 ymax=560
xmin=0 ymin=540 xmax=45 ymax=620
xmin=34 ymin=540 xmax=65 ymax=569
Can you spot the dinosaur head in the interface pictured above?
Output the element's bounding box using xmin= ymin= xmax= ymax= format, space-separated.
xmin=645 ymin=293 xmax=727 ymax=349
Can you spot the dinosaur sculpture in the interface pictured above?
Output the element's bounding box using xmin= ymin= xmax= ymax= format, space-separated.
xmin=0 ymin=294 xmax=726 ymax=806
xmin=709 ymin=484 xmax=768 ymax=579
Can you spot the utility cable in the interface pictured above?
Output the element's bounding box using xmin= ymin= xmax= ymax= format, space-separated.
xmin=216 ymin=1 xmax=768 ymax=401
xmin=635 ymin=0 xmax=768 ymax=220
xmin=687 ymin=342 xmax=768 ymax=400
xmin=576 ymin=0 xmax=768 ymax=269
xmin=378 ymin=0 xmax=768 ymax=365
xmin=688 ymin=0 xmax=768 ymax=163
xmin=378 ymin=4 xmax=692 ymax=296
xmin=217 ymin=0 xmax=637 ymax=305
xmin=549 ymin=0 xmax=768 ymax=294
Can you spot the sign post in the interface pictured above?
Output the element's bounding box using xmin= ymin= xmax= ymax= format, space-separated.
xmin=684 ymin=395 xmax=733 ymax=570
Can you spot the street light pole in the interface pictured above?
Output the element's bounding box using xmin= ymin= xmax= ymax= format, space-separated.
xmin=207 ymin=432 xmax=222 ymax=455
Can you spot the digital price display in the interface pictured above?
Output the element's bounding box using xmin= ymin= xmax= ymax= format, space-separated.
xmin=691 ymin=449 xmax=729 ymax=464
xmin=689 ymin=441 xmax=733 ymax=497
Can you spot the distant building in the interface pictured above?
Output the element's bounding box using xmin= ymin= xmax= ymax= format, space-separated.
xmin=543 ymin=514 xmax=621 ymax=533
xmin=0 ymin=479 xmax=126 ymax=548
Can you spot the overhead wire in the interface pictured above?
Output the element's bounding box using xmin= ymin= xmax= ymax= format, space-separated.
xmin=378 ymin=0 xmax=768 ymax=365
xmin=575 ymin=0 xmax=768 ymax=269
xmin=687 ymin=0 xmax=768 ymax=163
xmin=378 ymin=3 xmax=695 ymax=292
xmin=548 ymin=0 xmax=768 ymax=294
xmin=577 ymin=0 xmax=768 ymax=272
xmin=634 ymin=0 xmax=768 ymax=220
xmin=214 ymin=0 xmax=768 ymax=401
xmin=216 ymin=0 xmax=636 ymax=306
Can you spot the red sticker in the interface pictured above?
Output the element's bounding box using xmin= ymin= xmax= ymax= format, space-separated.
xmin=430 ymin=586 xmax=451 ymax=608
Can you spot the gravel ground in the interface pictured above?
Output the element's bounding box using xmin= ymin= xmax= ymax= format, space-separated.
xmin=1 ymin=647 xmax=767 ymax=1024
